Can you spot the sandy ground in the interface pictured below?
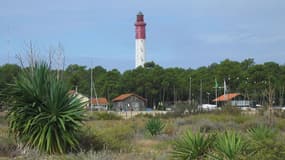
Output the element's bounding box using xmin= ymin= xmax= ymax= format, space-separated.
xmin=0 ymin=112 xmax=6 ymax=116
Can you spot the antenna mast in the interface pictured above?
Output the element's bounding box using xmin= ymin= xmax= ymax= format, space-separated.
xmin=90 ymin=64 xmax=93 ymax=111
xmin=7 ymin=26 xmax=11 ymax=64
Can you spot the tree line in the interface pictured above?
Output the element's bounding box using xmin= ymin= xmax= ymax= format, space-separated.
xmin=1 ymin=58 xmax=285 ymax=108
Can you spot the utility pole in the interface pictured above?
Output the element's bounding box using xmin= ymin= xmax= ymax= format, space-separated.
xmin=214 ymin=78 xmax=218 ymax=106
xmin=224 ymin=79 xmax=228 ymax=101
xmin=215 ymin=86 xmax=218 ymax=106
xmin=189 ymin=77 xmax=192 ymax=104
xmin=173 ymin=86 xmax=176 ymax=106
xmin=90 ymin=66 xmax=93 ymax=112
xmin=7 ymin=25 xmax=11 ymax=64
xmin=200 ymin=80 xmax=203 ymax=105
xmin=207 ymin=92 xmax=210 ymax=104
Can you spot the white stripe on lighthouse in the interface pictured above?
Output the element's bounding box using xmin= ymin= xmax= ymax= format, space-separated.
xmin=135 ymin=39 xmax=145 ymax=68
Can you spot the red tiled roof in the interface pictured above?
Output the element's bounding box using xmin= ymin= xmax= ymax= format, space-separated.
xmin=213 ymin=93 xmax=241 ymax=102
xmin=112 ymin=93 xmax=147 ymax=102
xmin=91 ymin=98 xmax=108 ymax=105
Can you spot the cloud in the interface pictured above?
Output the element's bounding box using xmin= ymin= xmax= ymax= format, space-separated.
xmin=198 ymin=32 xmax=285 ymax=45
xmin=1 ymin=0 xmax=285 ymax=71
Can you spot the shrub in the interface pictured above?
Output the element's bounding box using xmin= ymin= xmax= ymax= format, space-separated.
xmin=247 ymin=125 xmax=276 ymax=142
xmin=163 ymin=121 xmax=176 ymax=136
xmin=175 ymin=118 xmax=193 ymax=126
xmin=77 ymin=127 xmax=104 ymax=152
xmin=219 ymin=105 xmax=241 ymax=116
xmin=168 ymin=102 xmax=200 ymax=118
xmin=97 ymin=124 xmax=135 ymax=151
xmin=198 ymin=120 xmax=224 ymax=133
xmin=275 ymin=118 xmax=285 ymax=131
xmin=209 ymin=131 xmax=248 ymax=160
xmin=6 ymin=62 xmax=86 ymax=154
xmin=134 ymin=113 xmax=154 ymax=119
xmin=247 ymin=125 xmax=285 ymax=159
xmin=145 ymin=117 xmax=165 ymax=136
xmin=82 ymin=120 xmax=136 ymax=152
xmin=171 ymin=130 xmax=214 ymax=160
xmin=87 ymin=111 xmax=122 ymax=120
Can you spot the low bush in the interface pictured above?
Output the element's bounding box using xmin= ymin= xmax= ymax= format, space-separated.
xmin=171 ymin=130 xmax=214 ymax=160
xmin=209 ymin=131 xmax=248 ymax=160
xmin=198 ymin=113 xmax=232 ymax=123
xmin=164 ymin=103 xmax=201 ymax=118
xmin=77 ymin=127 xmax=104 ymax=152
xmin=87 ymin=111 xmax=122 ymax=120
xmin=96 ymin=123 xmax=135 ymax=151
xmin=247 ymin=125 xmax=277 ymax=142
xmin=163 ymin=120 xmax=176 ymax=136
xmin=145 ymin=118 xmax=165 ymax=136
xmin=219 ymin=105 xmax=241 ymax=116
xmin=175 ymin=118 xmax=193 ymax=126
xmin=134 ymin=113 xmax=155 ymax=119
xmin=232 ymin=114 xmax=252 ymax=124
xmin=247 ymin=125 xmax=285 ymax=160
xmin=197 ymin=119 xmax=224 ymax=133
xmin=274 ymin=118 xmax=285 ymax=131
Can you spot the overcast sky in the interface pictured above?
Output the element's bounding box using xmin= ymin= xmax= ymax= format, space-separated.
xmin=0 ymin=0 xmax=284 ymax=71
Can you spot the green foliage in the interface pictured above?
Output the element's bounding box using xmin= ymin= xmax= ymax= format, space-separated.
xmin=87 ymin=111 xmax=122 ymax=120
xmin=96 ymin=123 xmax=135 ymax=151
xmin=218 ymin=105 xmax=241 ymax=116
xmin=247 ymin=125 xmax=276 ymax=141
xmin=77 ymin=127 xmax=104 ymax=152
xmin=210 ymin=131 xmax=248 ymax=160
xmin=1 ymin=59 xmax=285 ymax=107
xmin=247 ymin=125 xmax=285 ymax=160
xmin=171 ymin=130 xmax=214 ymax=160
xmin=0 ymin=64 xmax=21 ymax=111
xmin=6 ymin=62 xmax=86 ymax=154
xmin=198 ymin=119 xmax=224 ymax=133
xmin=145 ymin=117 xmax=165 ymax=136
xmin=172 ymin=103 xmax=200 ymax=115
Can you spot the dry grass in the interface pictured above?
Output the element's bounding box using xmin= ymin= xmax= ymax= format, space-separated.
xmin=1 ymin=111 xmax=285 ymax=159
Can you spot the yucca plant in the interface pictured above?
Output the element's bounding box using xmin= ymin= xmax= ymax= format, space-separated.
xmin=6 ymin=62 xmax=86 ymax=154
xmin=145 ymin=117 xmax=165 ymax=136
xmin=247 ymin=125 xmax=284 ymax=159
xmin=209 ymin=131 xmax=248 ymax=160
xmin=172 ymin=130 xmax=214 ymax=160
xmin=247 ymin=125 xmax=276 ymax=142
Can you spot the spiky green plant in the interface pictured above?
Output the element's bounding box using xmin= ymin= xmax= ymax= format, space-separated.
xmin=247 ymin=125 xmax=285 ymax=159
xmin=210 ymin=131 xmax=248 ymax=160
xmin=171 ymin=130 xmax=214 ymax=160
xmin=6 ymin=62 xmax=86 ymax=154
xmin=145 ymin=117 xmax=165 ymax=136
xmin=247 ymin=125 xmax=276 ymax=142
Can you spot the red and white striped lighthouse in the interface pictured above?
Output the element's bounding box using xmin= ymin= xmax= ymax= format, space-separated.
xmin=135 ymin=11 xmax=146 ymax=68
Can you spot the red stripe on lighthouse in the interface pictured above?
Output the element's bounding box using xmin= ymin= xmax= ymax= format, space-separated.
xmin=135 ymin=12 xmax=146 ymax=39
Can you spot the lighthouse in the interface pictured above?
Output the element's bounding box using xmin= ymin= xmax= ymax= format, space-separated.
xmin=135 ymin=11 xmax=146 ymax=68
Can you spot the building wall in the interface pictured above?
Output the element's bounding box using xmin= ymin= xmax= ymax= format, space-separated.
xmin=74 ymin=93 xmax=89 ymax=108
xmin=113 ymin=96 xmax=146 ymax=111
